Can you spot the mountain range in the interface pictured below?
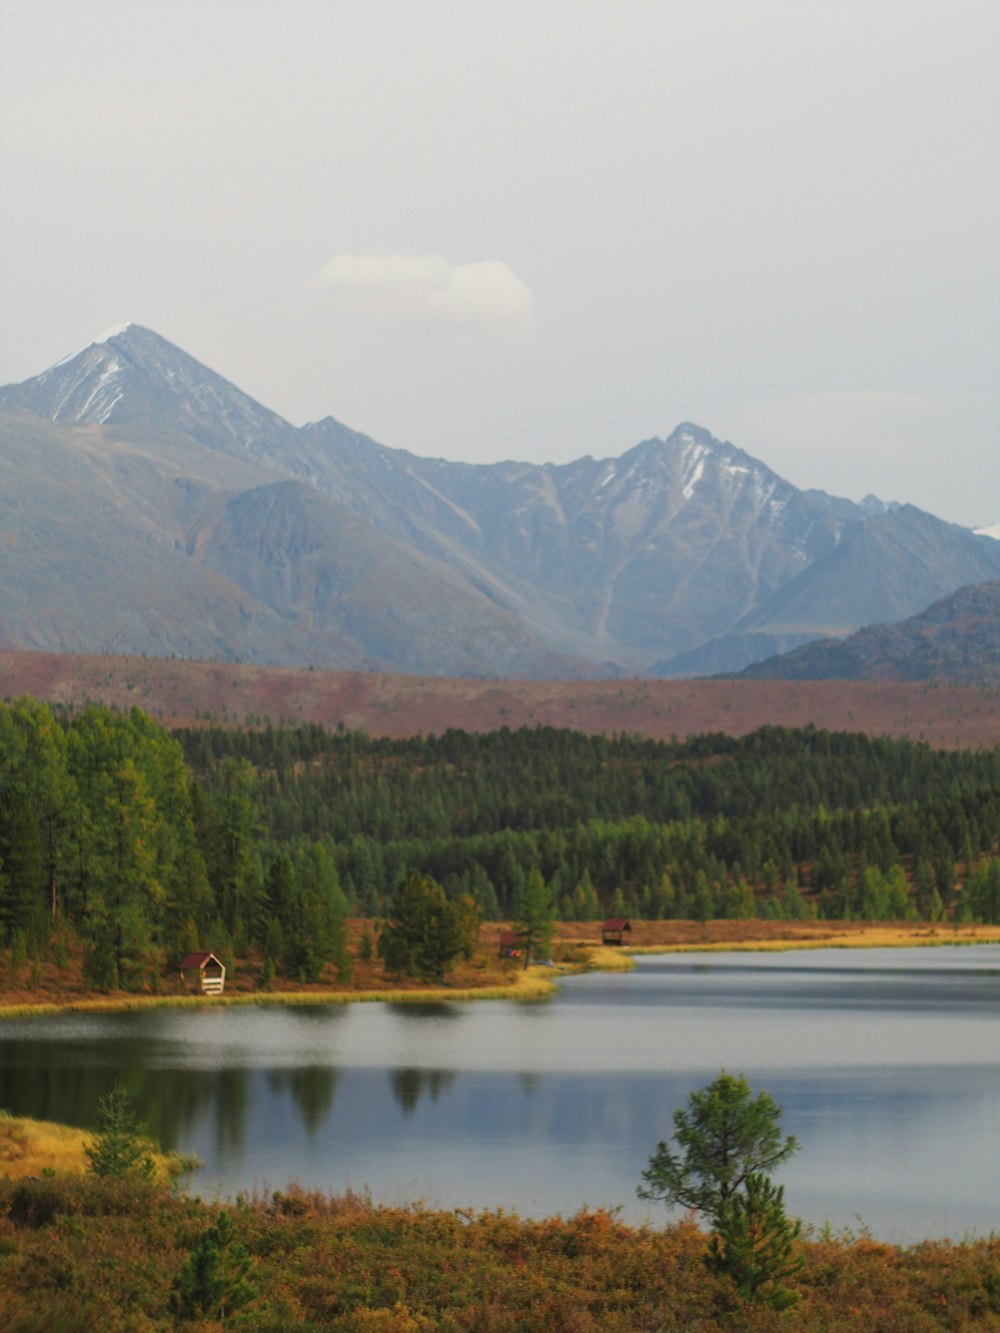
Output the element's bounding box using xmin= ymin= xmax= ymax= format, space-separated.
xmin=2 ymin=322 xmax=998 ymax=678
xmin=738 ymin=581 xmax=1000 ymax=684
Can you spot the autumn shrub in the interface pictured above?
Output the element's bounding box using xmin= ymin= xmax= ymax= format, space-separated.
xmin=0 ymin=1179 xmax=998 ymax=1330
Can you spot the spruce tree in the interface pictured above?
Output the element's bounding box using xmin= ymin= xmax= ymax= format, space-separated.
xmin=85 ymin=1084 xmax=155 ymax=1180
xmin=515 ymin=867 xmax=555 ymax=969
xmin=704 ymin=1172 xmax=803 ymax=1310
xmin=170 ymin=1209 xmax=256 ymax=1321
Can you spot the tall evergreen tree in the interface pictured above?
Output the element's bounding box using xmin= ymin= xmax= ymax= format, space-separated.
xmin=515 ymin=867 xmax=555 ymax=969
xmin=379 ymin=873 xmax=478 ymax=983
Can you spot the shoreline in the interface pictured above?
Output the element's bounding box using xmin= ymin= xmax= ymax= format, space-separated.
xmin=1 ymin=922 xmax=997 ymax=1022
xmin=0 ymin=967 xmax=561 ymax=1022
xmin=0 ymin=1109 xmax=191 ymax=1182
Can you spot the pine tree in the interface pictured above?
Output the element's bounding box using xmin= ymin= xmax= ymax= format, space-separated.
xmin=85 ymin=1084 xmax=155 ymax=1180
xmin=638 ymin=1071 xmax=798 ymax=1224
xmin=169 ymin=1209 xmax=256 ymax=1321
xmin=704 ymin=1172 xmax=803 ymax=1310
xmin=379 ymin=873 xmax=477 ymax=982
xmin=515 ymin=867 xmax=555 ymax=969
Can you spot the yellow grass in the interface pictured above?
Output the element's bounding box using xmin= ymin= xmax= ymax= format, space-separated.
xmin=0 ymin=972 xmax=559 ymax=1021
xmin=625 ymin=924 xmax=1000 ymax=954
xmin=576 ymin=945 xmax=636 ymax=972
xmin=0 ymin=1110 xmax=185 ymax=1182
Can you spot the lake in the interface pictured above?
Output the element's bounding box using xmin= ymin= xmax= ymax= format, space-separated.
xmin=1 ymin=947 xmax=998 ymax=1242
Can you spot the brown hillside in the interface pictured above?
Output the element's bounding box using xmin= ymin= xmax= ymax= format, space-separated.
xmin=2 ymin=651 xmax=998 ymax=747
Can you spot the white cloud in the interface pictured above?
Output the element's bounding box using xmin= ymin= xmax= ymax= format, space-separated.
xmin=310 ymin=254 xmax=534 ymax=332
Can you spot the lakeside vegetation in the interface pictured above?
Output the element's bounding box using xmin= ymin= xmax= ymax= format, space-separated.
xmin=0 ymin=1109 xmax=188 ymax=1184
xmin=1 ymin=1172 xmax=997 ymax=1331
xmin=1 ymin=1068 xmax=998 ymax=1328
xmin=2 ymin=692 xmax=999 ymax=1325
xmin=1 ymin=697 xmax=999 ymax=1007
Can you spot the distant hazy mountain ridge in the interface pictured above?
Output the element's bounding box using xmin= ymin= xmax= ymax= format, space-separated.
xmin=737 ymin=581 xmax=1000 ymax=683
xmin=3 ymin=324 xmax=998 ymax=676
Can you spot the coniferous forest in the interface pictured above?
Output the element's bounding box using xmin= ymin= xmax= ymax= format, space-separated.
xmin=1 ymin=698 xmax=999 ymax=992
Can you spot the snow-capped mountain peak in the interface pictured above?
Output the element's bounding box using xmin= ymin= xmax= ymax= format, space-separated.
xmin=93 ymin=321 xmax=133 ymax=345
xmin=0 ymin=324 xmax=301 ymax=463
xmin=3 ymin=324 xmax=998 ymax=679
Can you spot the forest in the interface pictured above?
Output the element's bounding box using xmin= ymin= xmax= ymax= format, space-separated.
xmin=1 ymin=698 xmax=999 ymax=992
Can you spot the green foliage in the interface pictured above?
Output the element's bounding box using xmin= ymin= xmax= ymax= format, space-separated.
xmin=704 ymin=1171 xmax=804 ymax=1310
xmin=515 ymin=866 xmax=555 ymax=967
xmin=379 ymin=872 xmax=479 ymax=982
xmin=169 ymin=1208 xmax=256 ymax=1322
xmin=85 ymin=1084 xmax=154 ymax=1180
xmin=3 ymin=704 xmax=1000 ymax=996
xmin=782 ymin=876 xmax=812 ymax=920
xmin=967 ymin=857 xmax=1000 ymax=923
xmin=638 ymin=1071 xmax=799 ymax=1225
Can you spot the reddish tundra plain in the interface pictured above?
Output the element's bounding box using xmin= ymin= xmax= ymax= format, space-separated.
xmin=1 ymin=650 xmax=998 ymax=747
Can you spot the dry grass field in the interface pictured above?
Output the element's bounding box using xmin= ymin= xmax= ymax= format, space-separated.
xmin=0 ymin=1112 xmax=95 ymax=1178
xmin=2 ymin=650 xmax=999 ymax=746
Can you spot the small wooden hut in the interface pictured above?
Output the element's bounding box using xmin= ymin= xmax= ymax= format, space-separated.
xmin=601 ymin=918 xmax=632 ymax=947
xmin=179 ymin=950 xmax=226 ymax=995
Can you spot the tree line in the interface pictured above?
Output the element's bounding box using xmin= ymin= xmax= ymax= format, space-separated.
xmin=2 ymin=700 xmax=999 ymax=991
xmin=175 ymin=717 xmax=1000 ymax=925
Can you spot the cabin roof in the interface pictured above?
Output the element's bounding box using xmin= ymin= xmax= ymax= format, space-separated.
xmin=498 ymin=930 xmax=521 ymax=947
xmin=602 ymin=918 xmax=631 ymax=931
xmin=178 ymin=951 xmax=224 ymax=971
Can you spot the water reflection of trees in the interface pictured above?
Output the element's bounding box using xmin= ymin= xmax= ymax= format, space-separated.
xmin=0 ymin=1035 xmax=251 ymax=1153
xmin=388 ymin=1003 xmax=463 ymax=1022
xmin=390 ymin=1067 xmax=455 ymax=1114
xmin=267 ymin=1066 xmax=339 ymax=1135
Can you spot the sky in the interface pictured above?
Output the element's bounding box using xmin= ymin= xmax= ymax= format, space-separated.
xmin=1 ymin=0 xmax=998 ymax=526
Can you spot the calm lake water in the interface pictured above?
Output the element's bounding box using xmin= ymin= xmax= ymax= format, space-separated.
xmin=2 ymin=948 xmax=998 ymax=1242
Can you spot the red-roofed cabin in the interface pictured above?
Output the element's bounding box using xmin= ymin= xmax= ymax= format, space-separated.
xmin=179 ymin=951 xmax=226 ymax=995
xmin=498 ymin=929 xmax=522 ymax=959
xmin=602 ymin=918 xmax=632 ymax=946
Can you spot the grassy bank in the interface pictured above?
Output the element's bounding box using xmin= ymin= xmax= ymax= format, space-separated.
xmin=0 ymin=1176 xmax=996 ymax=1331
xmin=556 ymin=919 xmax=1000 ymax=954
xmin=1 ymin=920 xmax=997 ymax=1022
xmin=0 ymin=1111 xmax=189 ymax=1184
xmin=0 ymin=970 xmax=560 ymax=1022
xmin=625 ymin=926 xmax=1000 ymax=954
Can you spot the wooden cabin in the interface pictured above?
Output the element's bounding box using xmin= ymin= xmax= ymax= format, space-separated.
xmin=179 ymin=950 xmax=226 ymax=995
xmin=498 ymin=929 xmax=522 ymax=959
xmin=601 ymin=918 xmax=632 ymax=947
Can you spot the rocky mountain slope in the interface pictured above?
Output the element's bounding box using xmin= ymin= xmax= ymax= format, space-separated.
xmin=655 ymin=508 xmax=1000 ymax=676
xmin=3 ymin=323 xmax=998 ymax=676
xmin=738 ymin=581 xmax=1000 ymax=683
xmin=0 ymin=408 xmax=569 ymax=675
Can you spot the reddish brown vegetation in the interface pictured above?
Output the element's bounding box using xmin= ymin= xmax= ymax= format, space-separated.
xmin=2 ymin=650 xmax=999 ymax=746
xmin=0 ymin=1176 xmax=997 ymax=1331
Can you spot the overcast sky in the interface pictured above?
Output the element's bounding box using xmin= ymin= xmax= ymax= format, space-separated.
xmin=1 ymin=0 xmax=997 ymax=525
